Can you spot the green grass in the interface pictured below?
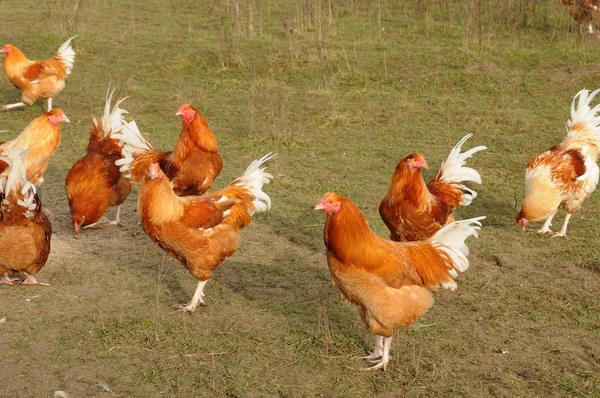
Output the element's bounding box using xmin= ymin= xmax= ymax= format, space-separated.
xmin=1 ymin=0 xmax=600 ymax=396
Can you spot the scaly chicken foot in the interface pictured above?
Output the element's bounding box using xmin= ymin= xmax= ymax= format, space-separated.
xmin=361 ymin=336 xmax=392 ymax=371
xmin=172 ymin=280 xmax=208 ymax=313
xmin=551 ymin=214 xmax=571 ymax=238
xmin=83 ymin=220 xmax=119 ymax=230
xmin=21 ymin=273 xmax=49 ymax=286
xmin=0 ymin=273 xmax=19 ymax=285
xmin=47 ymin=98 xmax=53 ymax=112
xmin=537 ymin=212 xmax=555 ymax=234
xmin=361 ymin=335 xmax=383 ymax=361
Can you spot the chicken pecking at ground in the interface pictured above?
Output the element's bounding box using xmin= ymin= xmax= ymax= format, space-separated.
xmin=112 ymin=103 xmax=223 ymax=197
xmin=517 ymin=89 xmax=600 ymax=238
xmin=1 ymin=36 xmax=76 ymax=111
xmin=65 ymin=89 xmax=132 ymax=232
xmin=0 ymin=109 xmax=70 ymax=187
xmin=379 ymin=134 xmax=485 ymax=242
xmin=0 ymin=148 xmax=52 ymax=285
xmin=126 ymin=133 xmax=274 ymax=312
xmin=316 ymin=192 xmax=484 ymax=371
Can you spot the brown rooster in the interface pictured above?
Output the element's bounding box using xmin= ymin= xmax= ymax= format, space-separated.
xmin=0 ymin=109 xmax=70 ymax=186
xmin=379 ymin=134 xmax=485 ymax=242
xmin=561 ymin=0 xmax=600 ymax=36
xmin=316 ymin=192 xmax=484 ymax=371
xmin=65 ymin=89 xmax=132 ymax=232
xmin=517 ymin=89 xmax=600 ymax=237
xmin=0 ymin=148 xmax=52 ymax=285
xmin=1 ymin=36 xmax=76 ymax=111
xmin=113 ymin=103 xmax=223 ymax=196
xmin=132 ymin=152 xmax=274 ymax=312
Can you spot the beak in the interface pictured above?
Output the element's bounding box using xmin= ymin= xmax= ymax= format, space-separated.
xmin=175 ymin=110 xmax=182 ymax=116
xmin=520 ymin=225 xmax=526 ymax=232
xmin=74 ymin=222 xmax=80 ymax=233
xmin=62 ymin=115 xmax=71 ymax=123
xmin=422 ymin=160 xmax=429 ymax=170
xmin=314 ymin=204 xmax=324 ymax=211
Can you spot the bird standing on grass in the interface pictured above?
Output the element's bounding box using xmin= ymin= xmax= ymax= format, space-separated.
xmin=517 ymin=89 xmax=600 ymax=237
xmin=316 ymin=192 xmax=483 ymax=371
xmin=1 ymin=36 xmax=76 ymax=111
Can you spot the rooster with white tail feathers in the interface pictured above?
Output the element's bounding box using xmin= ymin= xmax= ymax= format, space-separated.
xmin=65 ymin=88 xmax=132 ymax=232
xmin=380 ymin=134 xmax=486 ymax=242
xmin=137 ymin=152 xmax=275 ymax=312
xmin=0 ymin=148 xmax=51 ymax=285
xmin=517 ymin=89 xmax=600 ymax=237
xmin=1 ymin=36 xmax=76 ymax=111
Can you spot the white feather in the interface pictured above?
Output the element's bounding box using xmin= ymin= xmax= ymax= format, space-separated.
xmin=55 ymin=36 xmax=77 ymax=75
xmin=112 ymin=120 xmax=153 ymax=176
xmin=233 ymin=153 xmax=276 ymax=214
xmin=0 ymin=148 xmax=37 ymax=217
xmin=94 ymin=85 xmax=129 ymax=136
xmin=430 ymin=216 xmax=485 ymax=289
xmin=436 ymin=134 xmax=486 ymax=206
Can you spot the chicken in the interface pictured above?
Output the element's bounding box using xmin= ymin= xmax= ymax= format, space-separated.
xmin=133 ymin=149 xmax=274 ymax=312
xmin=0 ymin=109 xmax=70 ymax=186
xmin=0 ymin=148 xmax=52 ymax=285
xmin=112 ymin=103 xmax=223 ymax=196
xmin=379 ymin=134 xmax=485 ymax=242
xmin=561 ymin=0 xmax=600 ymax=36
xmin=517 ymin=89 xmax=600 ymax=237
xmin=315 ymin=192 xmax=484 ymax=371
xmin=65 ymin=90 xmax=132 ymax=232
xmin=1 ymin=36 xmax=76 ymax=111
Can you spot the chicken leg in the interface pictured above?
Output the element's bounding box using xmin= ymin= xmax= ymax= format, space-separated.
xmin=362 ymin=335 xmax=383 ymax=361
xmin=22 ymin=273 xmax=49 ymax=286
xmin=83 ymin=205 xmax=124 ymax=229
xmin=47 ymin=98 xmax=53 ymax=112
xmin=537 ymin=212 xmax=555 ymax=234
xmin=0 ymin=102 xmax=27 ymax=111
xmin=551 ymin=213 xmax=572 ymax=238
xmin=361 ymin=336 xmax=392 ymax=371
xmin=1 ymin=273 xmax=18 ymax=284
xmin=174 ymin=280 xmax=208 ymax=313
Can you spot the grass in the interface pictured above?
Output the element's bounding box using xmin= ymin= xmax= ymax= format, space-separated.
xmin=1 ymin=0 xmax=600 ymax=396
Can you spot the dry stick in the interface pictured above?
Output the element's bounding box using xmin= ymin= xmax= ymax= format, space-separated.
xmin=328 ymin=0 xmax=334 ymax=36
xmin=383 ymin=50 xmax=388 ymax=79
xmin=377 ymin=0 xmax=382 ymax=40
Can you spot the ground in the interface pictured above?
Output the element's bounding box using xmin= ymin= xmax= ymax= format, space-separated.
xmin=1 ymin=0 xmax=600 ymax=397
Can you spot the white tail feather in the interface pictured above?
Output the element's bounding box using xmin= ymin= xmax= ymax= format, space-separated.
xmin=564 ymin=89 xmax=600 ymax=155
xmin=436 ymin=134 xmax=486 ymax=206
xmin=55 ymin=36 xmax=77 ymax=75
xmin=92 ymin=86 xmax=129 ymax=137
xmin=234 ymin=153 xmax=276 ymax=214
xmin=0 ymin=148 xmax=37 ymax=217
xmin=113 ymin=120 xmax=153 ymax=176
xmin=430 ymin=216 xmax=485 ymax=290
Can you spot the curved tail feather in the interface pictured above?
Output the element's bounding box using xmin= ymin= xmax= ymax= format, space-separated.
xmin=435 ymin=134 xmax=486 ymax=206
xmin=428 ymin=216 xmax=485 ymax=290
xmin=216 ymin=153 xmax=275 ymax=229
xmin=55 ymin=36 xmax=77 ymax=75
xmin=565 ymin=88 xmax=600 ymax=155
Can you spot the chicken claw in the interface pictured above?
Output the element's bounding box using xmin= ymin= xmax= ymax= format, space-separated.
xmin=170 ymin=280 xmax=208 ymax=314
xmin=22 ymin=273 xmax=49 ymax=286
xmin=0 ymin=274 xmax=18 ymax=284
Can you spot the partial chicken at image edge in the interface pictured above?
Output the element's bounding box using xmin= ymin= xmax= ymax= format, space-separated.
xmin=1 ymin=36 xmax=76 ymax=112
xmin=316 ymin=192 xmax=484 ymax=371
xmin=517 ymin=88 xmax=600 ymax=238
xmin=0 ymin=148 xmax=52 ymax=286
